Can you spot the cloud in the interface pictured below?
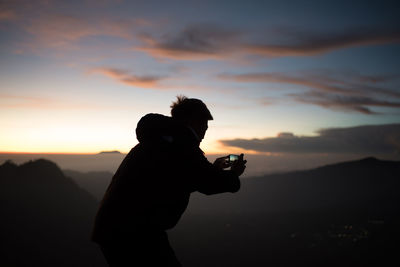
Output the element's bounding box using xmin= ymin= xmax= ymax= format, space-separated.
xmin=219 ymin=71 xmax=400 ymax=114
xmin=4 ymin=2 xmax=400 ymax=58
xmin=220 ymin=72 xmax=351 ymax=95
xmin=0 ymin=94 xmax=103 ymax=110
xmin=243 ymin=28 xmax=400 ymax=57
xmin=23 ymin=14 xmax=139 ymax=49
xmin=221 ymin=124 xmax=400 ymax=154
xmin=0 ymin=9 xmax=17 ymax=21
xmin=136 ymin=25 xmax=400 ymax=60
xmin=25 ymin=15 xmax=99 ymax=47
xmin=219 ymin=71 xmax=400 ymax=97
xmin=136 ymin=24 xmax=241 ymax=60
xmin=90 ymin=67 xmax=166 ymax=88
xmin=0 ymin=94 xmax=49 ymax=108
xmin=290 ymin=91 xmax=400 ymax=114
xmin=2 ymin=1 xmax=146 ymax=52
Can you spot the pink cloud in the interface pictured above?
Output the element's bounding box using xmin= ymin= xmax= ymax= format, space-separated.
xmin=23 ymin=14 xmax=140 ymax=49
xmin=90 ymin=67 xmax=166 ymax=89
xmin=0 ymin=94 xmax=104 ymax=110
xmin=0 ymin=9 xmax=17 ymax=21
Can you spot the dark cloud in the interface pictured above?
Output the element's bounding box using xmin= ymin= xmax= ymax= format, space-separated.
xmin=137 ymin=25 xmax=400 ymax=60
xmin=219 ymin=72 xmax=351 ymax=94
xmin=221 ymin=124 xmax=400 ymax=154
xmin=136 ymin=24 xmax=240 ymax=60
xmin=4 ymin=1 xmax=400 ymax=58
xmin=244 ymin=28 xmax=400 ymax=57
xmin=219 ymin=71 xmax=400 ymax=114
xmin=290 ymin=91 xmax=400 ymax=114
xmin=219 ymin=71 xmax=400 ymax=97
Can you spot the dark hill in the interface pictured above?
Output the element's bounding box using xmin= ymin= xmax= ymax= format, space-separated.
xmin=2 ymin=157 xmax=399 ymax=266
xmin=187 ymin=157 xmax=400 ymax=216
xmin=63 ymin=169 xmax=113 ymax=200
xmin=0 ymin=159 xmax=106 ymax=266
xmin=170 ymin=157 xmax=400 ymax=267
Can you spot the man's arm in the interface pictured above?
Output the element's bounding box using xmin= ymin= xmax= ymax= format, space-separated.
xmin=184 ymin=149 xmax=245 ymax=195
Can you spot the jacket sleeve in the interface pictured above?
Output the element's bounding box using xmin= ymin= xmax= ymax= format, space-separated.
xmin=182 ymin=147 xmax=241 ymax=195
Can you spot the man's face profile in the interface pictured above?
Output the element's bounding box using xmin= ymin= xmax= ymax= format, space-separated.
xmin=190 ymin=119 xmax=208 ymax=141
xmin=198 ymin=120 xmax=208 ymax=140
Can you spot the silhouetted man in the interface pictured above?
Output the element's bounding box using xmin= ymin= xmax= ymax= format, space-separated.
xmin=92 ymin=96 xmax=246 ymax=266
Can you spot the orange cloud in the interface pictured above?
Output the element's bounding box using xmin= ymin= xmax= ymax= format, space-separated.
xmin=0 ymin=94 xmax=107 ymax=110
xmin=0 ymin=94 xmax=49 ymax=109
xmin=90 ymin=67 xmax=166 ymax=88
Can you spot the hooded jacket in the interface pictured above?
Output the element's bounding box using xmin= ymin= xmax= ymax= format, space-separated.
xmin=92 ymin=114 xmax=240 ymax=244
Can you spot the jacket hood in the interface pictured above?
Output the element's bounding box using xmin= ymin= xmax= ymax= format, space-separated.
xmin=136 ymin=113 xmax=177 ymax=143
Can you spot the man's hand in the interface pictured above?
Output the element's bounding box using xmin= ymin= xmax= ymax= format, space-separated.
xmin=213 ymin=156 xmax=231 ymax=169
xmin=231 ymin=154 xmax=247 ymax=176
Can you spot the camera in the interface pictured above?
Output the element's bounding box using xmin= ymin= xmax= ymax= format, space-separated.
xmin=227 ymin=154 xmax=239 ymax=165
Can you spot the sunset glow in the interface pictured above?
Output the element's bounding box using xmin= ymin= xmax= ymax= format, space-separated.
xmin=1 ymin=0 xmax=399 ymax=160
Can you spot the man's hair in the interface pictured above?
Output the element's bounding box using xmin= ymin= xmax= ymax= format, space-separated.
xmin=170 ymin=95 xmax=213 ymax=122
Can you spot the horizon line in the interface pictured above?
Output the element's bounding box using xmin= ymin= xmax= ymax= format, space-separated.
xmin=0 ymin=151 xmax=125 ymax=155
xmin=0 ymin=151 xmax=240 ymax=156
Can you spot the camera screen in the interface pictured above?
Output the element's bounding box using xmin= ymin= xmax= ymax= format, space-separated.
xmin=229 ymin=154 xmax=239 ymax=162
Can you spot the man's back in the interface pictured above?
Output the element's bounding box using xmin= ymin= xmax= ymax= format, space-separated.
xmin=92 ymin=114 xmax=194 ymax=243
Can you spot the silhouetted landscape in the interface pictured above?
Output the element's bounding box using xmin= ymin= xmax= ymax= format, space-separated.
xmin=63 ymin=169 xmax=113 ymax=201
xmin=0 ymin=159 xmax=106 ymax=266
xmin=2 ymin=0 xmax=399 ymax=265
xmin=1 ymin=157 xmax=399 ymax=266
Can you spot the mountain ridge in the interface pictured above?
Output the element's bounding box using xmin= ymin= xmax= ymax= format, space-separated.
xmin=1 ymin=157 xmax=399 ymax=266
xmin=0 ymin=158 xmax=107 ymax=266
xmin=187 ymin=156 xmax=400 ymax=215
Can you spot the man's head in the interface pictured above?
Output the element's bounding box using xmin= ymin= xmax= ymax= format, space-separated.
xmin=171 ymin=96 xmax=213 ymax=141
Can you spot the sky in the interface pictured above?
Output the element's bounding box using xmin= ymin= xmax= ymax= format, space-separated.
xmin=1 ymin=0 xmax=400 ymax=166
